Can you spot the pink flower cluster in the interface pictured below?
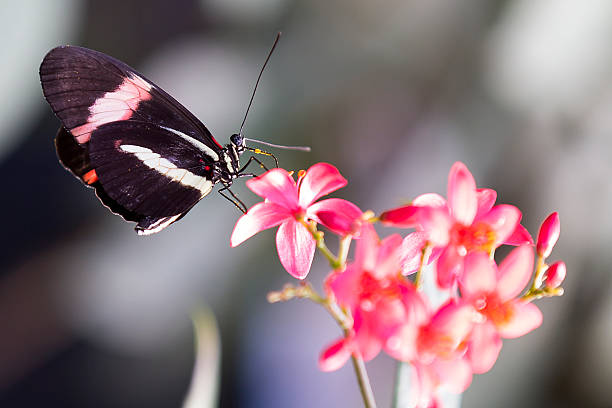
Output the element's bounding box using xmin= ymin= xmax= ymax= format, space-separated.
xmin=231 ymin=161 xmax=565 ymax=407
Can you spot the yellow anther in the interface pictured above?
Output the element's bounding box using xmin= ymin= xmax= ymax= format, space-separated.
xmin=362 ymin=210 xmax=376 ymax=221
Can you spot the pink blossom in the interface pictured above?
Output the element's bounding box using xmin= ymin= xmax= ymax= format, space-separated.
xmin=460 ymin=247 xmax=542 ymax=373
xmin=545 ymin=261 xmax=566 ymax=289
xmin=409 ymin=358 xmax=473 ymax=408
xmin=385 ymin=301 xmax=475 ymax=406
xmin=321 ymin=223 xmax=420 ymax=367
xmin=231 ymin=163 xmax=362 ymax=279
xmin=536 ymin=212 xmax=560 ymax=258
xmin=381 ymin=162 xmax=532 ymax=288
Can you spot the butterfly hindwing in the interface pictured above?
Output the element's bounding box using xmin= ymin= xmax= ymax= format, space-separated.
xmin=55 ymin=126 xmax=141 ymax=223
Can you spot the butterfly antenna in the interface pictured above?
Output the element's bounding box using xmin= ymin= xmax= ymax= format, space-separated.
xmin=244 ymin=138 xmax=311 ymax=152
xmin=239 ymin=32 xmax=281 ymax=136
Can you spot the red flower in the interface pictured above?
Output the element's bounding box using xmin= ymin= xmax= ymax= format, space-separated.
xmin=386 ymin=301 xmax=475 ymax=407
xmin=321 ymin=224 xmax=476 ymax=406
xmin=460 ymin=247 xmax=542 ymax=373
xmin=320 ymin=223 xmax=416 ymax=368
xmin=231 ymin=163 xmax=362 ymax=279
xmin=381 ymin=162 xmax=532 ymax=288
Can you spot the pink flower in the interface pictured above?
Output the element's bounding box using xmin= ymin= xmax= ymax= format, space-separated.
xmin=323 ymin=224 xmax=476 ymax=399
xmin=381 ymin=162 xmax=532 ymax=288
xmin=231 ymin=163 xmax=362 ymax=279
xmin=320 ymin=223 xmax=415 ymax=368
xmin=408 ymin=357 xmax=473 ymax=408
xmin=536 ymin=212 xmax=560 ymax=258
xmin=545 ymin=261 xmax=566 ymax=289
xmin=386 ymin=301 xmax=475 ymax=406
xmin=460 ymin=247 xmax=542 ymax=373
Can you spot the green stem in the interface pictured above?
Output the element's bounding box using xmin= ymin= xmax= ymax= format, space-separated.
xmin=415 ymin=244 xmax=432 ymax=290
xmin=529 ymin=255 xmax=546 ymax=292
xmin=297 ymin=218 xmax=377 ymax=407
xmin=338 ymin=235 xmax=352 ymax=266
xmin=522 ymin=286 xmax=564 ymax=302
xmin=350 ymin=352 xmax=378 ymax=408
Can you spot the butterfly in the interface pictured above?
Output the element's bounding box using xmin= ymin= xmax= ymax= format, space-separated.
xmin=39 ymin=35 xmax=302 ymax=235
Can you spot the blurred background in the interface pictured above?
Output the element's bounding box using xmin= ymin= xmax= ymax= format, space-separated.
xmin=0 ymin=0 xmax=610 ymax=407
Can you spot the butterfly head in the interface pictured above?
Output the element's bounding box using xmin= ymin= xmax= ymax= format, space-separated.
xmin=230 ymin=133 xmax=246 ymax=152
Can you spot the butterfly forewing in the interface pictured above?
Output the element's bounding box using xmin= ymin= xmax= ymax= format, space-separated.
xmin=41 ymin=45 xmax=226 ymax=234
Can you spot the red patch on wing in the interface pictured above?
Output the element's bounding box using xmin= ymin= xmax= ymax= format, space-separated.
xmin=71 ymin=73 xmax=152 ymax=144
xmin=83 ymin=169 xmax=98 ymax=185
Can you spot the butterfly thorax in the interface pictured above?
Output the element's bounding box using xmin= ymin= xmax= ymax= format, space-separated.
xmin=214 ymin=134 xmax=246 ymax=185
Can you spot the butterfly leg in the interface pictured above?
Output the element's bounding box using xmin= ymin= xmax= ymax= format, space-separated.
xmin=245 ymin=147 xmax=279 ymax=168
xmin=218 ymin=184 xmax=248 ymax=213
xmin=238 ymin=155 xmax=272 ymax=175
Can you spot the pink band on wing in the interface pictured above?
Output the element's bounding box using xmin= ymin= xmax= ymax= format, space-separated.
xmin=71 ymin=73 xmax=152 ymax=144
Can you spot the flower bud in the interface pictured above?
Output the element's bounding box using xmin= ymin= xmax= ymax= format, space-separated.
xmin=536 ymin=212 xmax=560 ymax=258
xmin=545 ymin=261 xmax=566 ymax=289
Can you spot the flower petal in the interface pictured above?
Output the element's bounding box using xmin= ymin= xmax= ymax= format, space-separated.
xmin=275 ymin=219 xmax=316 ymax=279
xmin=460 ymin=251 xmax=497 ymax=299
xmin=411 ymin=363 xmax=436 ymax=408
xmin=432 ymin=357 xmax=473 ymax=394
xmin=355 ymin=223 xmax=379 ymax=272
xmin=478 ymin=204 xmax=521 ymax=246
xmin=230 ymin=202 xmax=291 ymax=247
xmin=447 ymin=162 xmax=478 ymax=225
xmin=246 ymin=168 xmax=299 ymax=210
xmin=504 ymin=223 xmax=534 ymax=246
xmin=418 ymin=206 xmax=452 ymax=247
xmin=400 ymin=232 xmax=428 ymax=275
xmin=298 ymin=162 xmax=347 ymax=207
xmin=384 ymin=288 xmax=429 ymax=361
xmin=413 ymin=193 xmax=447 ymax=208
xmin=327 ymin=264 xmax=362 ymax=308
xmin=401 ymin=284 xmax=430 ymax=327
xmin=353 ymin=310 xmax=383 ymax=361
xmin=467 ymin=322 xmax=502 ymax=374
xmin=307 ymin=198 xmax=362 ymax=235
xmin=497 ymin=245 xmax=534 ymax=302
xmin=428 ymin=302 xmax=474 ymax=347
xmin=475 ymin=188 xmax=497 ymax=218
xmin=498 ymin=301 xmax=542 ymax=338
xmin=385 ymin=322 xmax=419 ymax=362
xmin=380 ymin=205 xmax=420 ymax=228
xmin=373 ymin=233 xmax=403 ymax=279
xmin=319 ymin=337 xmax=353 ymax=372
xmin=436 ymin=246 xmax=463 ymax=289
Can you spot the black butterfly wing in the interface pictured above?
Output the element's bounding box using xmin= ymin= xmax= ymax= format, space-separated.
xmin=40 ymin=45 xmax=224 ymax=234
